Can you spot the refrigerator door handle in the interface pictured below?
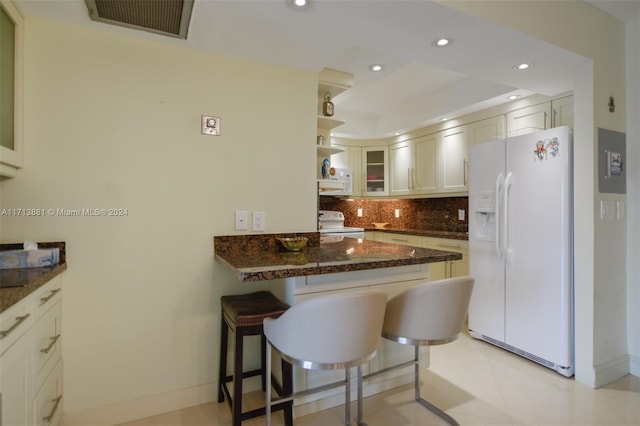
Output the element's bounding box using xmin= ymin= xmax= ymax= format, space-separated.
xmin=503 ymin=172 xmax=513 ymax=259
xmin=495 ymin=173 xmax=504 ymax=259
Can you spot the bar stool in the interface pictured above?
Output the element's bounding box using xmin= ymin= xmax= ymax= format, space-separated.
xmin=264 ymin=291 xmax=388 ymax=426
xmin=381 ymin=276 xmax=474 ymax=426
xmin=218 ymin=291 xmax=293 ymax=426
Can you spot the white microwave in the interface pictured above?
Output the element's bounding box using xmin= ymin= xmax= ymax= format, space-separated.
xmin=319 ymin=168 xmax=352 ymax=196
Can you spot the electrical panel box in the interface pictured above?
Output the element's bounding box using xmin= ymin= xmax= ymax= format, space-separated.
xmin=598 ymin=128 xmax=626 ymax=194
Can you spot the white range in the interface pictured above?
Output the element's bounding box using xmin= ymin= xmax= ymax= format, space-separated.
xmin=318 ymin=210 xmax=365 ymax=240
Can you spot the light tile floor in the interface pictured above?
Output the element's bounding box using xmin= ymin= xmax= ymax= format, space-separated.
xmin=120 ymin=333 xmax=640 ymax=425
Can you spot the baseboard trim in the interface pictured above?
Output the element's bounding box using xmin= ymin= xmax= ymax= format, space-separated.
xmin=593 ymin=354 xmax=630 ymax=388
xmin=59 ymin=381 xmax=225 ymax=426
xmin=629 ymin=354 xmax=640 ymax=377
xmin=59 ymin=370 xmax=413 ymax=426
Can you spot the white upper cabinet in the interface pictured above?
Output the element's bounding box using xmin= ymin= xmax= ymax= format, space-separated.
xmin=389 ymin=134 xmax=439 ymax=196
xmin=551 ymin=95 xmax=573 ymax=129
xmin=363 ymin=147 xmax=388 ymax=196
xmin=0 ymin=0 xmax=24 ymax=178
xmin=506 ymin=102 xmax=552 ymax=135
xmin=468 ymin=115 xmax=506 ymax=145
xmin=506 ymin=97 xmax=572 ymax=137
xmin=336 ymin=94 xmax=572 ymax=199
xmin=389 ymin=127 xmax=466 ymax=197
xmin=389 ymin=140 xmax=413 ymax=196
xmin=414 ymin=134 xmax=438 ymax=194
xmin=439 ymin=125 xmax=469 ymax=193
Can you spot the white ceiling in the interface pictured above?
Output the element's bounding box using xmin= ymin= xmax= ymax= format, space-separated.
xmin=15 ymin=0 xmax=636 ymax=139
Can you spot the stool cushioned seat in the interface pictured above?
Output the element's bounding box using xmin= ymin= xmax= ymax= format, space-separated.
xmin=222 ymin=291 xmax=289 ymax=328
xmin=264 ymin=291 xmax=388 ymax=426
xmin=218 ymin=291 xmax=293 ymax=426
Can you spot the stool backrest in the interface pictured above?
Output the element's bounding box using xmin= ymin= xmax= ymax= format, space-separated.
xmin=382 ymin=276 xmax=474 ymax=346
xmin=264 ymin=291 xmax=387 ymax=369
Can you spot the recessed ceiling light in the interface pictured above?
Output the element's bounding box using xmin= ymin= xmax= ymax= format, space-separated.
xmin=507 ymin=94 xmax=521 ymax=100
xmin=369 ymin=64 xmax=384 ymax=72
xmin=440 ymin=117 xmax=449 ymax=121
xmin=433 ymin=38 xmax=451 ymax=47
xmin=288 ymin=0 xmax=310 ymax=10
xmin=394 ymin=132 xmax=401 ymax=136
xmin=513 ymin=62 xmax=533 ymax=71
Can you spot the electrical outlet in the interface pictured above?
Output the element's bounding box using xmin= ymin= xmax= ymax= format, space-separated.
xmin=357 ymin=208 xmax=363 ymax=217
xmin=600 ymin=200 xmax=615 ymax=220
xmin=235 ymin=210 xmax=248 ymax=230
xmin=395 ymin=209 xmax=400 ymax=218
xmin=458 ymin=209 xmax=465 ymax=221
xmin=253 ymin=211 xmax=266 ymax=231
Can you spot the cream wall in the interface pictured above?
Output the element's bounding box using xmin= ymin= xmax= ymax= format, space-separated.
xmin=440 ymin=0 xmax=633 ymax=386
xmin=0 ymin=17 xmax=317 ymax=419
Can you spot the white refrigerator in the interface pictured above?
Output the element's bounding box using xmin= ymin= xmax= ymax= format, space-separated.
xmin=468 ymin=126 xmax=573 ymax=377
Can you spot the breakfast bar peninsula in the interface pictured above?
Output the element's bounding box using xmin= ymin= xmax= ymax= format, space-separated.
xmin=214 ymin=232 xmax=462 ymax=416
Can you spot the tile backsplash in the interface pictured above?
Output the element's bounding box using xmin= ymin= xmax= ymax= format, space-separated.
xmin=319 ymin=197 xmax=468 ymax=232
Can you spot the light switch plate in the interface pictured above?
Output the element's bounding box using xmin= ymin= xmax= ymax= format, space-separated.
xmin=600 ymin=200 xmax=616 ymax=220
xmin=253 ymin=211 xmax=266 ymax=231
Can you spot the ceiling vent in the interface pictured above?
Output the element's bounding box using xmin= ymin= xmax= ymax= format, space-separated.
xmin=84 ymin=0 xmax=194 ymax=39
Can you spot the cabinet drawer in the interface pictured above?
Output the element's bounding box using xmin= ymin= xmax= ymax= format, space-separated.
xmin=32 ymin=358 xmax=63 ymax=426
xmin=422 ymin=237 xmax=468 ymax=255
xmin=31 ymin=300 xmax=62 ymax=390
xmin=31 ymin=276 xmax=62 ymax=321
xmin=1 ymin=299 xmax=32 ymax=356
xmin=382 ymin=233 xmax=422 ymax=247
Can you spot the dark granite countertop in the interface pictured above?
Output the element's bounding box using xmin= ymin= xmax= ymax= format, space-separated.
xmin=0 ymin=242 xmax=66 ymax=314
xmin=365 ymin=228 xmax=468 ymax=241
xmin=214 ymin=233 xmax=461 ymax=282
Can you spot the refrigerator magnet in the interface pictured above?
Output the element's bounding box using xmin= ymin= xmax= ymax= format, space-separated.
xmin=534 ymin=140 xmax=547 ymax=161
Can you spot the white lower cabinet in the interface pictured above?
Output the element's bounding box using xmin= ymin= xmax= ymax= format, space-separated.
xmin=0 ymin=275 xmax=63 ymax=426
xmin=376 ymin=233 xmax=469 ymax=281
xmin=1 ymin=332 xmax=29 ymax=426
xmin=379 ymin=232 xmax=422 ymax=247
xmin=422 ymin=237 xmax=469 ymax=281
xmin=32 ymin=359 xmax=63 ymax=426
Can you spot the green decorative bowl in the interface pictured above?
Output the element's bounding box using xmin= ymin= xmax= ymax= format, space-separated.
xmin=276 ymin=237 xmax=309 ymax=252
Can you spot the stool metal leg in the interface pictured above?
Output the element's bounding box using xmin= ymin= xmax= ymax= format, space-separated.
xmin=345 ymin=368 xmax=351 ymax=426
xmin=357 ymin=365 xmax=365 ymax=426
xmin=414 ymin=345 xmax=459 ymax=426
xmin=266 ymin=340 xmax=272 ymax=426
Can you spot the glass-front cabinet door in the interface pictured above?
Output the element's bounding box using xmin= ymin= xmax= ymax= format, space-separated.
xmin=0 ymin=0 xmax=23 ymax=177
xmin=362 ymin=147 xmax=388 ymax=196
